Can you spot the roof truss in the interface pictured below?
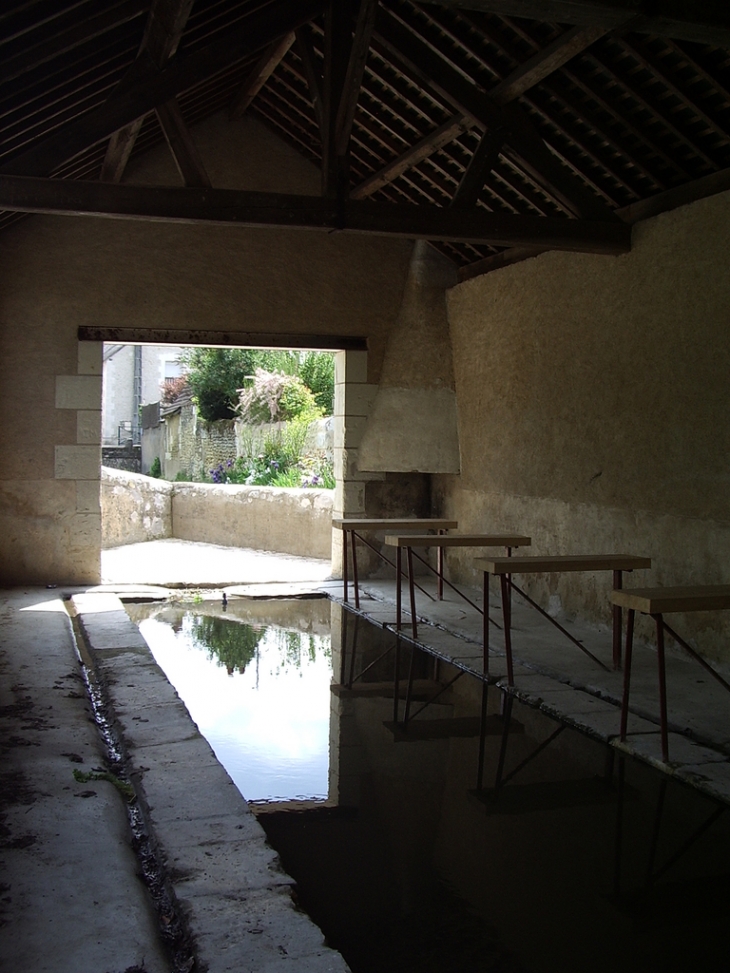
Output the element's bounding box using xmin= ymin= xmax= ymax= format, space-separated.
xmin=1 ymin=0 xmax=730 ymax=269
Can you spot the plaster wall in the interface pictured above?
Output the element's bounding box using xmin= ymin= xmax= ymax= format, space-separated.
xmin=441 ymin=191 xmax=730 ymax=660
xmin=172 ymin=483 xmax=333 ymax=559
xmin=0 ymin=114 xmax=411 ymax=584
xmin=102 ymin=344 xmax=134 ymax=443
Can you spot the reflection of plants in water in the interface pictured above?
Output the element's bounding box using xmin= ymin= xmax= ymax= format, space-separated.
xmin=187 ymin=614 xmax=266 ymax=675
xmin=270 ymin=629 xmax=331 ymax=674
xmin=182 ymin=612 xmax=331 ymax=678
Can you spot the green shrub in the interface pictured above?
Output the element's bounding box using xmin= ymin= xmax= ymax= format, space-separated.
xmin=149 ymin=457 xmax=162 ymax=478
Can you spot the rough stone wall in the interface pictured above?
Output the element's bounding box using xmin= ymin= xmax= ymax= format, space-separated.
xmin=0 ymin=113 xmax=411 ymax=584
xmin=102 ymin=444 xmax=141 ymax=473
xmin=101 ymin=467 xmax=172 ymax=547
xmin=176 ymin=404 xmax=236 ymax=481
xmin=441 ymin=191 xmax=730 ymax=662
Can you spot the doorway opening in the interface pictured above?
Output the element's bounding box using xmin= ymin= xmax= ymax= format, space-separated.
xmin=84 ymin=329 xmax=371 ymax=587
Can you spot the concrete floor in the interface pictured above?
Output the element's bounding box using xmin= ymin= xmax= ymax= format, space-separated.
xmin=3 ymin=539 xmax=730 ymax=971
xmin=1 ymin=541 xmax=345 ymax=973
xmin=101 ymin=537 xmax=334 ymax=588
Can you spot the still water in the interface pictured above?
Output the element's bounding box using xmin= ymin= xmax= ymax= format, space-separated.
xmin=128 ymin=598 xmax=730 ymax=973
xmin=127 ymin=597 xmax=332 ymax=802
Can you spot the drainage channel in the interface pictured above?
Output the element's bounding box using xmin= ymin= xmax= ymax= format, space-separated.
xmin=67 ymin=604 xmax=197 ymax=973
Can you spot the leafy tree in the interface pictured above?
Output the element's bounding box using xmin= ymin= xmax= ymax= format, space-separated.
xmin=179 ymin=348 xmax=258 ymax=421
xmin=188 ymin=615 xmax=265 ymax=675
xmin=300 ymin=352 xmax=334 ymax=414
xmin=180 ymin=348 xmax=335 ymax=421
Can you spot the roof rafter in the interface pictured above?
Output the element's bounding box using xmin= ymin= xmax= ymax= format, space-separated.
xmin=0 ymin=0 xmax=146 ymax=88
xmin=421 ymin=0 xmax=730 ymax=47
xmin=100 ymin=0 xmax=196 ymax=184
xmin=1 ymin=0 xmax=327 ymax=179
xmin=368 ymin=8 xmax=616 ymax=218
xmin=229 ymin=31 xmax=296 ymax=120
xmin=335 ymin=0 xmax=378 ymax=156
xmin=458 ymin=163 xmax=730 ymax=280
xmin=155 ymin=98 xmax=210 ymax=186
xmin=352 ymin=21 xmax=609 ymax=200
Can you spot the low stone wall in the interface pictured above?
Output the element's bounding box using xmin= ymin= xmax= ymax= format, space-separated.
xmin=172 ymin=482 xmax=333 ymax=559
xmin=102 ymin=467 xmax=173 ymax=547
xmin=102 ymin=467 xmax=333 ymax=559
xmin=102 ymin=444 xmax=142 ymax=473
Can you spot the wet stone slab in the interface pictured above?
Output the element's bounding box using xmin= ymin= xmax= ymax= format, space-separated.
xmin=188 ymin=886 xmax=350 ymax=973
xmin=72 ymin=590 xmax=352 ymax=973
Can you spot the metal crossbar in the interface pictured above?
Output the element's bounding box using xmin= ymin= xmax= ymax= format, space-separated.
xmin=506 ymin=577 xmax=610 ymax=672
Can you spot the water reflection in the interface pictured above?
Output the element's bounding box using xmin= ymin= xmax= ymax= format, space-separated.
xmin=263 ymin=604 xmax=730 ymax=973
xmin=127 ymin=598 xmax=332 ymax=803
xmin=128 ymin=598 xmax=730 ymax=973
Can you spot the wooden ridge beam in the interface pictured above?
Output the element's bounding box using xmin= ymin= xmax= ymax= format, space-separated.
xmin=0 ymin=174 xmax=631 ymax=254
xmin=1 ymin=0 xmax=327 ymax=179
xmin=420 ymin=1 xmax=730 ymax=46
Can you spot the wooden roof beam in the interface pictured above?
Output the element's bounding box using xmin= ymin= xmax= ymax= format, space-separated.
xmin=0 ymin=0 xmax=146 ymax=87
xmin=354 ymin=21 xmax=610 ymax=205
xmin=421 ymin=1 xmax=730 ymax=47
xmin=101 ymin=0 xmax=196 ymax=184
xmin=0 ymin=174 xmax=631 ymax=254
xmin=458 ymin=164 xmax=730 ymax=281
xmin=2 ymin=0 xmax=327 ymax=179
xmin=295 ymin=26 xmax=325 ymax=135
xmin=335 ymin=0 xmax=378 ymax=156
xmin=372 ymin=8 xmax=614 ymax=220
xmin=229 ymin=31 xmax=296 ymax=120
xmin=155 ymin=99 xmax=211 ymax=187
xmin=451 ymin=128 xmax=506 ymax=209
xmin=351 ymin=116 xmax=470 ymax=199
xmin=321 ymin=1 xmax=353 ymax=198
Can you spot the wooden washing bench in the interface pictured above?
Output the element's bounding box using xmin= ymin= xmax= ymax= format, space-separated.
xmin=610 ymin=585 xmax=730 ymax=762
xmin=384 ymin=533 xmax=531 ymax=639
xmin=332 ymin=518 xmax=457 ymax=609
xmin=475 ymin=554 xmax=652 ymax=683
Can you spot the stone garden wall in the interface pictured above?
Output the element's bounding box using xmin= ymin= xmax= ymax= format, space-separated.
xmin=101 ymin=466 xmax=332 ymax=559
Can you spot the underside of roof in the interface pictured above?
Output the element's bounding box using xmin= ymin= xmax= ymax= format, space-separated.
xmin=1 ymin=0 xmax=729 ymax=278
